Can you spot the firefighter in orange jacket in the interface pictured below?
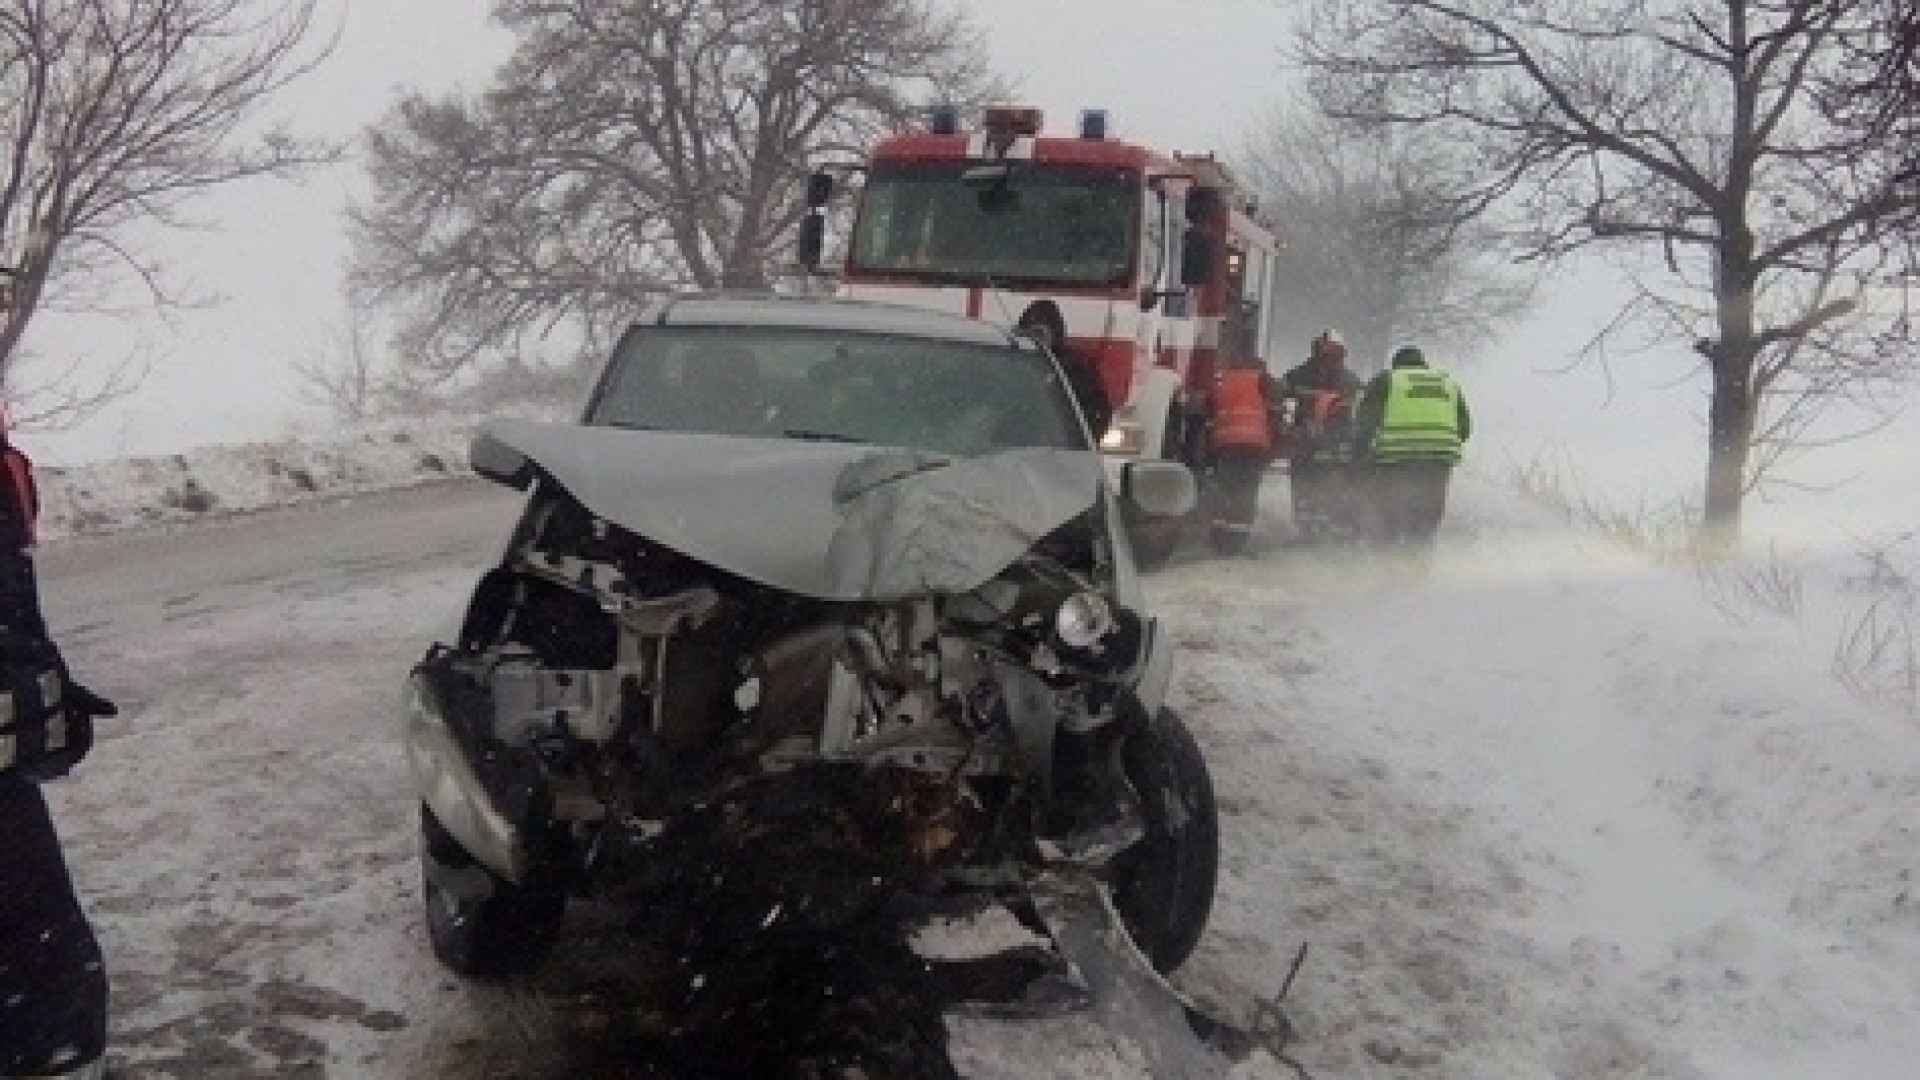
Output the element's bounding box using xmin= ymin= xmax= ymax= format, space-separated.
xmin=0 ymin=291 xmax=119 ymax=1078
xmin=1210 ymin=363 xmax=1276 ymax=457
xmin=1204 ymin=353 xmax=1279 ymax=554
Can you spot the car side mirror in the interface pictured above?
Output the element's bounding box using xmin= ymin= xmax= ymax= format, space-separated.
xmin=1120 ymin=459 xmax=1197 ymax=518
xmin=1179 ymin=228 xmax=1216 ymax=287
xmin=469 ymin=428 xmax=533 ymax=490
xmin=798 ymin=213 xmax=826 ymax=272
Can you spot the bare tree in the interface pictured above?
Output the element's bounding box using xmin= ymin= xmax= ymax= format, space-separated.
xmin=292 ymin=284 xmax=601 ymax=422
xmin=1302 ymin=0 xmax=1920 ymax=547
xmin=1240 ymin=99 xmax=1530 ymax=371
xmin=351 ymin=0 xmax=997 ymax=383
xmin=0 ymin=0 xmax=335 ymax=415
xmin=292 ymin=287 xmax=386 ymax=423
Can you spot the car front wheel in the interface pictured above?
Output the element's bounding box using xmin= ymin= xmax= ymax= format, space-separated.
xmin=1107 ymin=706 xmax=1220 ymax=973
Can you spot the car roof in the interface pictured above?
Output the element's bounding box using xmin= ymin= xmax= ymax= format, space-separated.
xmin=648 ymin=291 xmax=1025 ymax=349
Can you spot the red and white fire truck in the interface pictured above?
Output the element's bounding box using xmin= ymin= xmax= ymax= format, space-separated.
xmin=800 ymin=105 xmax=1283 ymax=561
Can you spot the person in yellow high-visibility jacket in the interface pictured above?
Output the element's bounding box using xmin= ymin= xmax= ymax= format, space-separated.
xmin=1353 ymin=345 xmax=1471 ymax=552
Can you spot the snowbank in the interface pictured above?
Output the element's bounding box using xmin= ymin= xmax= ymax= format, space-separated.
xmin=34 ymin=421 xmax=478 ymax=543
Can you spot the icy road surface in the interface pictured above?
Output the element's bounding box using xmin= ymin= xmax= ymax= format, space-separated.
xmin=40 ymin=481 xmax=525 ymax=1077
xmin=35 ymin=473 xmax=1920 ymax=1078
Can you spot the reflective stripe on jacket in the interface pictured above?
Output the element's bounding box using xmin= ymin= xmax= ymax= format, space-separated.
xmin=1371 ymin=368 xmax=1464 ymax=463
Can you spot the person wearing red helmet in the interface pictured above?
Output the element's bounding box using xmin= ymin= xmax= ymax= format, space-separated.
xmin=1275 ymin=329 xmax=1366 ymax=543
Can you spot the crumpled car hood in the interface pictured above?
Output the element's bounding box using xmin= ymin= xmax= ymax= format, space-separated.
xmin=477 ymin=419 xmax=1106 ymax=601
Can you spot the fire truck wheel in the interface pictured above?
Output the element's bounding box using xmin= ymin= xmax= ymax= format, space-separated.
xmin=1209 ymin=525 xmax=1251 ymax=556
xmin=1128 ymin=518 xmax=1182 ymax=569
xmin=1108 ymin=706 xmax=1219 ymax=973
xmin=421 ymin=804 xmax=568 ymax=980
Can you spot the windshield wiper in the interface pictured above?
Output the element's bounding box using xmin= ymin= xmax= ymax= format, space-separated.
xmin=783 ymin=429 xmax=869 ymax=444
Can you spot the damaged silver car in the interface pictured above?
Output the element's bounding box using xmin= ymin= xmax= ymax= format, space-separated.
xmin=401 ymin=294 xmax=1218 ymax=984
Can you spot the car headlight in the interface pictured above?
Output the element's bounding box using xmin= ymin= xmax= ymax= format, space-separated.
xmin=1101 ymin=420 xmax=1145 ymax=455
xmin=1048 ymin=591 xmax=1145 ymax=674
xmin=1055 ymin=591 xmax=1117 ymax=651
xmin=402 ymin=669 xmax=439 ymax=730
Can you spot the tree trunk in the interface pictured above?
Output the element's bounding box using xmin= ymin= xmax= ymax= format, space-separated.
xmin=1702 ymin=357 xmax=1756 ymax=552
xmin=1700 ymin=213 xmax=1761 ymax=554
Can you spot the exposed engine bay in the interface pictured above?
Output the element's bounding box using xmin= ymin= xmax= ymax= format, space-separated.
xmin=405 ymin=422 xmax=1185 ymax=901
xmin=416 ymin=474 xmax=1137 ymax=880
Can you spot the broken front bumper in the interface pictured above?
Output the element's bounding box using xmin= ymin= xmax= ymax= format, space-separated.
xmin=402 ymin=666 xmax=527 ymax=883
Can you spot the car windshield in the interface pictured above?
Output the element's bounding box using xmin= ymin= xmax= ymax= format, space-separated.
xmin=847 ymin=161 xmax=1139 ymax=288
xmin=585 ymin=325 xmax=1089 ymax=456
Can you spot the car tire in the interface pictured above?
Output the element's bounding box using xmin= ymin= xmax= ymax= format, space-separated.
xmin=1107 ymin=706 xmax=1220 ymax=973
xmin=421 ymin=804 xmax=568 ymax=980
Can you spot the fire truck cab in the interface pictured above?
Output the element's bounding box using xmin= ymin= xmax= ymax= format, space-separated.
xmin=800 ymin=106 xmax=1283 ymax=562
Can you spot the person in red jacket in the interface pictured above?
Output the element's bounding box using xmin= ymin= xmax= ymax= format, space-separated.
xmin=0 ymin=397 xmax=119 ymax=1077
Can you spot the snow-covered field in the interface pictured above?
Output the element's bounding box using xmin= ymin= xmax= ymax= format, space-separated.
xmin=1152 ymin=480 xmax=1920 ymax=1078
xmin=27 ymin=424 xmax=1920 ymax=1078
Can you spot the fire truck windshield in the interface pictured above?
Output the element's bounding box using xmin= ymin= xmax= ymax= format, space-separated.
xmin=847 ymin=162 xmax=1139 ymax=289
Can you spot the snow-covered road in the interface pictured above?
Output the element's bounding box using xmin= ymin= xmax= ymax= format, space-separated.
xmin=32 ymin=471 xmax=1920 ymax=1078
xmin=40 ymin=480 xmax=528 ymax=1078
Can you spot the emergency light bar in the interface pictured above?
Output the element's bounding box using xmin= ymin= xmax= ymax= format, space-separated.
xmin=982 ymin=106 xmax=1043 ymax=137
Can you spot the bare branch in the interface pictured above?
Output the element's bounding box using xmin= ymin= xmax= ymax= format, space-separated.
xmin=1756 ymin=297 xmax=1858 ymax=354
xmin=1 ymin=346 xmax=147 ymax=432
